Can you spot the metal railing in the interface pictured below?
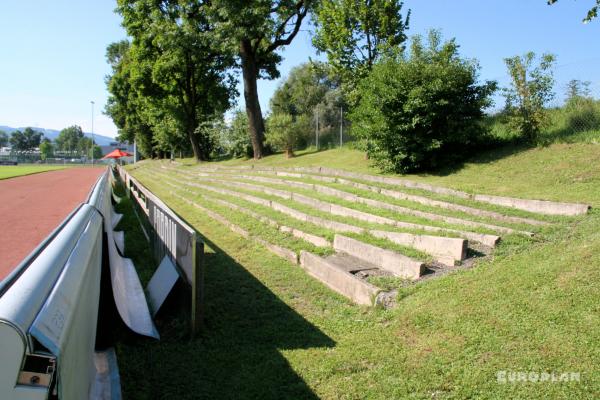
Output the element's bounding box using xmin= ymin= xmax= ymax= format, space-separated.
xmin=114 ymin=165 xmax=204 ymax=336
xmin=0 ymin=171 xmax=110 ymax=399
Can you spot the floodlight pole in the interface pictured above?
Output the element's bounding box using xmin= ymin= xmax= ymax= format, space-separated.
xmin=91 ymin=101 xmax=95 ymax=166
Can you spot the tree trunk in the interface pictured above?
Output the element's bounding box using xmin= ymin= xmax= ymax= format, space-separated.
xmin=188 ymin=128 xmax=204 ymax=162
xmin=285 ymin=147 xmax=294 ymax=158
xmin=240 ymin=39 xmax=265 ymax=160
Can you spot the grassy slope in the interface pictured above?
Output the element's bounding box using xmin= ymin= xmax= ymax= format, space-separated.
xmin=191 ymin=143 xmax=600 ymax=207
xmin=122 ymin=143 xmax=600 ymax=399
xmin=0 ymin=164 xmax=66 ymax=179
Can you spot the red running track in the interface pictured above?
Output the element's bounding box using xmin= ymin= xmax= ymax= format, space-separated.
xmin=0 ymin=167 xmax=104 ymax=281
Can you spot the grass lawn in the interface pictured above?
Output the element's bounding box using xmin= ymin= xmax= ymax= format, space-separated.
xmin=177 ymin=142 xmax=600 ymax=207
xmin=0 ymin=164 xmax=66 ymax=180
xmin=118 ymin=142 xmax=599 ymax=399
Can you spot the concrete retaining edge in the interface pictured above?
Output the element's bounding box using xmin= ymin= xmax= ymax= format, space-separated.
xmin=369 ymin=230 xmax=466 ymax=266
xmin=299 ymin=251 xmax=382 ymax=306
xmin=182 ymin=169 xmax=549 ymax=227
xmin=333 ymin=235 xmax=425 ymax=280
xmin=195 ymin=165 xmax=590 ymax=216
xmin=157 ymin=171 xmax=499 ymax=246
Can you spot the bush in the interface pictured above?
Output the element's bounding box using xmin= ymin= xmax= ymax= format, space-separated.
xmin=564 ymin=96 xmax=600 ymax=132
xmin=350 ymin=31 xmax=497 ymax=173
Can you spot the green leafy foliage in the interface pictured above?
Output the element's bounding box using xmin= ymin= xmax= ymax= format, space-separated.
xmin=110 ymin=1 xmax=237 ymax=161
xmin=564 ymin=96 xmax=600 ymax=133
xmin=265 ymin=113 xmax=308 ymax=157
xmin=548 ymin=0 xmax=599 ymax=22
xmin=207 ymin=0 xmax=313 ymax=159
xmin=219 ymin=110 xmax=253 ymax=158
xmin=270 ymin=62 xmax=344 ymax=147
xmin=39 ymin=140 xmax=54 ymax=160
xmin=503 ymin=52 xmax=556 ymax=144
xmin=55 ymin=125 xmax=84 ymax=152
xmin=313 ymin=0 xmax=410 ymax=102
xmin=90 ymin=145 xmax=103 ymax=160
xmin=0 ymin=130 xmax=8 ymax=147
xmin=351 ymin=31 xmax=497 ymax=173
xmin=105 ymin=40 xmax=155 ymax=158
xmin=9 ymin=127 xmax=44 ymax=151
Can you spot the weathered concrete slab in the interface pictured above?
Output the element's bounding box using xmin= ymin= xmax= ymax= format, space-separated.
xmin=270 ymin=200 xmax=363 ymax=234
xmin=304 ymin=215 xmax=365 ymax=234
xmin=377 ymin=188 xmax=548 ymax=226
xmin=391 ymin=220 xmax=500 ymax=247
xmin=207 ymin=194 xmax=330 ymax=247
xmin=299 ymin=251 xmax=381 ymax=306
xmin=329 ymin=204 xmax=397 ymax=226
xmin=280 ymin=226 xmax=331 ymax=247
xmin=326 ymin=253 xmax=382 ymax=273
xmin=196 ymin=172 xmax=533 ymax=234
xmin=275 ymin=171 xmax=303 ymax=178
xmin=208 ymin=170 xmax=549 ymax=227
xmin=174 ymin=192 xmax=301 ymax=264
xmin=163 ymin=173 xmax=498 ymax=246
xmin=209 ymin=165 xmax=589 ymax=217
xmin=256 ymin=238 xmax=299 ymax=264
xmin=269 ymin=201 xmax=306 ymax=221
xmin=292 ymin=193 xmax=332 ymax=212
xmin=472 ymin=194 xmax=591 ymax=216
xmin=359 ymin=196 xmax=525 ymax=235
xmin=369 ymin=230 xmax=466 ymax=266
xmin=333 ymin=235 xmax=425 ymax=280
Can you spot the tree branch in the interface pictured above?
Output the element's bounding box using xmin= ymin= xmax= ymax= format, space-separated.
xmin=266 ymin=1 xmax=308 ymax=54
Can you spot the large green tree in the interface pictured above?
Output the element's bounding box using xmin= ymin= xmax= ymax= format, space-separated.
xmin=55 ymin=125 xmax=84 ymax=153
xmin=9 ymin=128 xmax=43 ymax=151
xmin=0 ymin=130 xmax=8 ymax=147
xmin=208 ymin=0 xmax=313 ymax=159
xmin=313 ymin=0 xmax=410 ymax=101
xmin=105 ymin=40 xmax=155 ymax=158
xmin=39 ymin=139 xmax=54 ymax=160
xmin=113 ymin=0 xmax=236 ymax=161
xmin=270 ymin=62 xmax=344 ymax=146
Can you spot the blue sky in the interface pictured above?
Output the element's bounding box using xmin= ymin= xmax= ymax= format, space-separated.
xmin=0 ymin=1 xmax=598 ymax=138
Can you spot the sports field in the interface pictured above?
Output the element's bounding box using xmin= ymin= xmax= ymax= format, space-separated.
xmin=0 ymin=165 xmax=66 ymax=180
xmin=0 ymin=167 xmax=104 ymax=280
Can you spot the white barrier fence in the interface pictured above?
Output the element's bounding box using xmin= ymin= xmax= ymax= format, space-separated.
xmin=0 ymin=165 xmax=203 ymax=399
xmin=0 ymin=169 xmax=123 ymax=399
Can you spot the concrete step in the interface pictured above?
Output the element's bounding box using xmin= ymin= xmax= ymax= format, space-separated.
xmin=325 ymin=253 xmax=385 ymax=275
xmin=299 ymin=251 xmax=385 ymax=306
xmin=333 ymin=235 xmax=425 ymax=280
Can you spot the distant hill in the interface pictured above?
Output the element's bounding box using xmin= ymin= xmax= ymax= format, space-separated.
xmin=0 ymin=125 xmax=116 ymax=146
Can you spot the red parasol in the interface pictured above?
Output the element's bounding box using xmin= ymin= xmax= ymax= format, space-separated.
xmin=101 ymin=149 xmax=133 ymax=160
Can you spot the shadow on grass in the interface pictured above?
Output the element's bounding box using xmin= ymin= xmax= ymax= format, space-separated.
xmin=113 ymin=192 xmax=335 ymax=400
xmin=426 ymin=118 xmax=600 ymax=177
xmin=416 ymin=138 xmax=532 ymax=177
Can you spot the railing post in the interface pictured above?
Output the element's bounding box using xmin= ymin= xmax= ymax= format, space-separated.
xmin=191 ymin=237 xmax=205 ymax=337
